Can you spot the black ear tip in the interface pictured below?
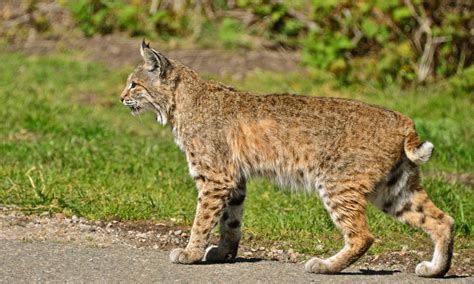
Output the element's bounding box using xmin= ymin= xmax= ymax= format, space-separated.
xmin=141 ymin=39 xmax=150 ymax=49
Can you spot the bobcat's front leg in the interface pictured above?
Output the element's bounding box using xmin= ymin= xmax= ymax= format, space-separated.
xmin=170 ymin=175 xmax=233 ymax=264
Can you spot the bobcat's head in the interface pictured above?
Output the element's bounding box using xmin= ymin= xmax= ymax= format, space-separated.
xmin=120 ymin=40 xmax=175 ymax=125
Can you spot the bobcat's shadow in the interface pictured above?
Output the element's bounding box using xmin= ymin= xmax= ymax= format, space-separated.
xmin=199 ymin=257 xmax=263 ymax=265
xmin=338 ymin=269 xmax=401 ymax=276
xmin=234 ymin=257 xmax=263 ymax=263
xmin=339 ymin=269 xmax=469 ymax=278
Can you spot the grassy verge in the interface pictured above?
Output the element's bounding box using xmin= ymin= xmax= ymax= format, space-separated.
xmin=0 ymin=52 xmax=472 ymax=256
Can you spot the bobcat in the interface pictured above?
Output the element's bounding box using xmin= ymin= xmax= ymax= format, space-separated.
xmin=120 ymin=41 xmax=454 ymax=277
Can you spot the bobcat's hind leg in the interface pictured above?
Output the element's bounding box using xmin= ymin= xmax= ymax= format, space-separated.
xmin=205 ymin=181 xmax=246 ymax=262
xmin=305 ymin=186 xmax=374 ymax=274
xmin=374 ymin=170 xmax=454 ymax=277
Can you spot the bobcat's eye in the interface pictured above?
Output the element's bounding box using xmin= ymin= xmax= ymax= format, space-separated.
xmin=129 ymin=81 xmax=137 ymax=89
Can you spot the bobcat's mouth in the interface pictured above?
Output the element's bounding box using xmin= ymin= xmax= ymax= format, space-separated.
xmin=128 ymin=104 xmax=141 ymax=111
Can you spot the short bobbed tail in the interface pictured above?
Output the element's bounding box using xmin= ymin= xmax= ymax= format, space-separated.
xmin=403 ymin=121 xmax=434 ymax=165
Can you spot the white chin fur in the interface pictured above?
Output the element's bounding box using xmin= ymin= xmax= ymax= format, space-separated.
xmin=156 ymin=112 xmax=168 ymax=125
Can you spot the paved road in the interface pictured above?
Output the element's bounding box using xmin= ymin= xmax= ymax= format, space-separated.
xmin=0 ymin=240 xmax=471 ymax=283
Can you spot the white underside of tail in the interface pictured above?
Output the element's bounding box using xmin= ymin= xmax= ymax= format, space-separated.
xmin=406 ymin=141 xmax=434 ymax=165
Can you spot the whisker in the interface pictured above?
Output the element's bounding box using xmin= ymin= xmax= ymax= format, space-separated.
xmin=135 ymin=109 xmax=143 ymax=123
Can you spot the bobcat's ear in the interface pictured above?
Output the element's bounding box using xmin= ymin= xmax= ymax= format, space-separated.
xmin=140 ymin=39 xmax=169 ymax=77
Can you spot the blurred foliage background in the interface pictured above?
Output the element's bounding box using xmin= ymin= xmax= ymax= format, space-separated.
xmin=1 ymin=0 xmax=473 ymax=87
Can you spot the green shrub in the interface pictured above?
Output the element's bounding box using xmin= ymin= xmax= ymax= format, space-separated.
xmin=300 ymin=1 xmax=472 ymax=85
xmin=66 ymin=0 xmax=188 ymax=38
xmin=67 ymin=0 xmax=115 ymax=36
xmin=63 ymin=0 xmax=473 ymax=85
xmin=448 ymin=65 xmax=474 ymax=96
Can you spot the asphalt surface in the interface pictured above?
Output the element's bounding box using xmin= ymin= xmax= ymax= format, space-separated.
xmin=0 ymin=240 xmax=471 ymax=283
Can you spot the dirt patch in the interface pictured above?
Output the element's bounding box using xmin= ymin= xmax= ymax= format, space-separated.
xmin=4 ymin=128 xmax=42 ymax=142
xmin=1 ymin=1 xmax=301 ymax=77
xmin=5 ymin=33 xmax=301 ymax=78
xmin=1 ymin=206 xmax=471 ymax=276
xmin=436 ymin=172 xmax=473 ymax=188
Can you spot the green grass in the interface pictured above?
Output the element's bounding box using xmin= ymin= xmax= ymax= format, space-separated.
xmin=1 ymin=52 xmax=472 ymax=255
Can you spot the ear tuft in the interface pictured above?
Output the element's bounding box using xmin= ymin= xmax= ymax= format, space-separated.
xmin=142 ymin=39 xmax=150 ymax=49
xmin=140 ymin=39 xmax=150 ymax=57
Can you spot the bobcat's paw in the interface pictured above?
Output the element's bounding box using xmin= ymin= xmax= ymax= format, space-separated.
xmin=304 ymin=257 xmax=337 ymax=274
xmin=204 ymin=245 xmax=237 ymax=263
xmin=169 ymin=248 xmax=203 ymax=264
xmin=415 ymin=261 xmax=446 ymax=278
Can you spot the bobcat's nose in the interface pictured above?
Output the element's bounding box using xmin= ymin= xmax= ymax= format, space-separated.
xmin=120 ymin=97 xmax=124 ymax=103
